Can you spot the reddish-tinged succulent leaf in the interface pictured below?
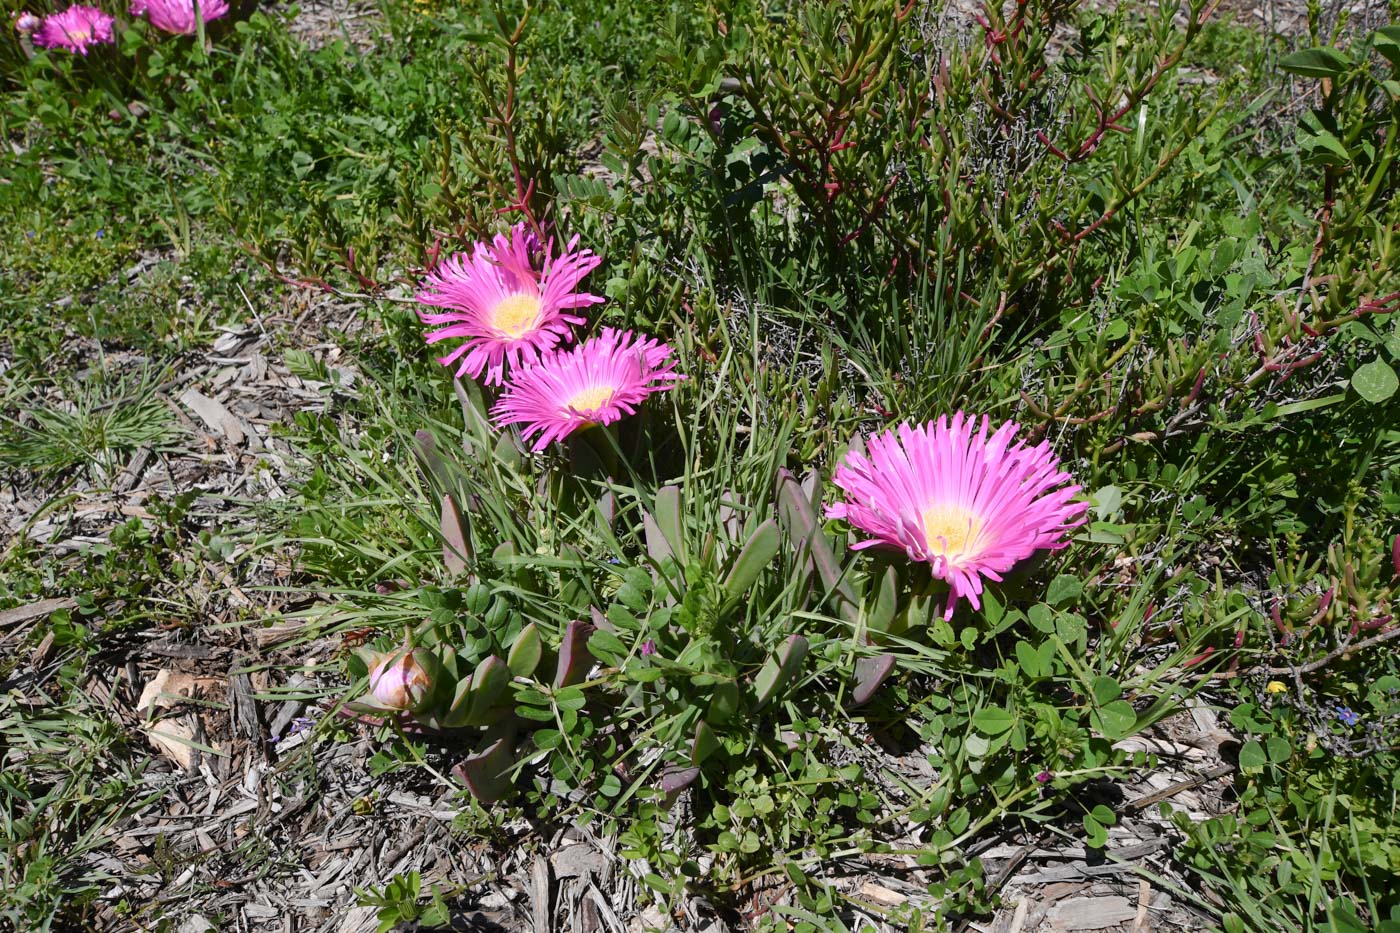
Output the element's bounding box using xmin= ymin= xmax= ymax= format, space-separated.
xmin=659 ymin=766 xmax=700 ymax=807
xmin=493 ymin=430 xmax=522 ymax=471
xmin=507 ymin=624 xmax=543 ymax=678
xmin=776 ymin=469 xmax=858 ymax=623
xmin=453 ymin=737 xmax=515 ymax=803
xmin=467 ymin=656 xmax=510 ymax=725
xmin=441 ymin=494 xmax=470 ymax=576
xmin=554 ymin=620 xmax=596 ymax=688
xmin=596 ymin=490 xmax=618 ymax=531
xmin=753 ymin=634 xmax=808 ymax=709
xmin=414 ymin=430 xmax=452 ymax=491
xmin=453 ymin=378 xmax=492 ymax=450
xmin=850 ymin=654 xmax=897 ymax=708
xmin=589 ymin=606 xmax=613 ymax=632
xmin=643 ymin=510 xmax=671 ymax=562
xmin=691 ymin=720 xmax=720 ymax=766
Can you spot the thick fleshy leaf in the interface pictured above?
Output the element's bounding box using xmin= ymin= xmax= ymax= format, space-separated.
xmin=493 ymin=430 xmax=522 ymax=471
xmin=414 ymin=430 xmax=452 ymax=491
xmin=691 ymin=720 xmax=720 ymax=766
xmin=867 ymin=564 xmax=898 ymax=635
xmin=467 ymin=656 xmax=510 ymax=725
xmin=453 ymin=737 xmax=515 ymax=803
xmin=706 ymin=681 xmax=741 ymax=724
xmin=597 ymin=490 xmax=617 ymax=531
xmin=651 ymin=485 xmax=685 ymax=562
xmin=643 ymin=510 xmax=671 ymax=562
xmin=554 ymin=620 xmax=596 ymax=688
xmin=438 ymin=674 xmax=476 ymax=728
xmin=454 ymin=377 xmax=498 ymax=457
xmin=721 ymin=519 xmax=780 ymax=602
xmin=850 ymin=654 xmax=897 ymax=708
xmin=507 ymin=623 xmax=543 ymax=678
xmin=659 ymin=766 xmax=700 ymax=807
xmin=441 ymin=494 xmax=471 ymax=576
xmin=753 ymin=634 xmax=808 ymax=709
xmin=776 ymin=469 xmax=858 ymax=623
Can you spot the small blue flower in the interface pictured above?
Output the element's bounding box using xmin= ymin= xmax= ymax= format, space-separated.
xmin=95 ymin=229 xmax=105 ymax=240
xmin=1335 ymin=706 xmax=1360 ymax=727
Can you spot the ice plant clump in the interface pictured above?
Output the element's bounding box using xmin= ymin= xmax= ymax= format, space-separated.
xmin=827 ymin=413 xmax=1087 ymax=618
xmin=32 ymin=5 xmax=115 ymax=54
xmin=491 ymin=327 xmax=682 ymax=451
xmin=130 ymin=0 xmax=229 ymax=34
xmin=415 ymin=223 xmax=604 ymax=386
xmin=367 ymin=646 xmax=440 ymax=713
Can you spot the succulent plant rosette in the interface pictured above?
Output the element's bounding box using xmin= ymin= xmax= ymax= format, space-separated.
xmin=334 ymin=222 xmax=1101 ymax=807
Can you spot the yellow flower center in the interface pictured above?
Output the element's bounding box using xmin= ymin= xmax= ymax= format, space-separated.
xmin=566 ymin=384 xmax=615 ymax=414
xmin=490 ymin=293 xmax=542 ymax=338
xmin=921 ymin=504 xmax=982 ymax=559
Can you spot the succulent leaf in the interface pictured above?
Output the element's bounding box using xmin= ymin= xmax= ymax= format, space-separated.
xmin=466 ymin=655 xmax=510 ymax=725
xmin=554 ymin=620 xmax=596 ymax=688
xmin=721 ymin=519 xmax=780 ymax=602
xmin=752 ymin=634 xmax=808 ymax=709
xmin=658 ymin=766 xmax=700 ymax=807
xmin=652 ymin=485 xmax=685 ymax=562
xmin=413 ymin=430 xmax=452 ymax=492
xmin=867 ymin=564 xmax=899 ymax=635
xmin=776 ymin=469 xmax=858 ymax=623
xmin=507 ymin=623 xmax=543 ymax=678
xmin=850 ymin=654 xmax=897 ymax=708
xmin=453 ymin=737 xmax=516 ymax=803
xmin=706 ymin=680 xmax=741 ymax=724
xmin=691 ymin=720 xmax=720 ymax=766
xmin=440 ymin=493 xmax=471 ymax=576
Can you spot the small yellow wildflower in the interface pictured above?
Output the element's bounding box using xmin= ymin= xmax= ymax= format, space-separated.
xmin=1265 ymin=681 xmax=1287 ymax=694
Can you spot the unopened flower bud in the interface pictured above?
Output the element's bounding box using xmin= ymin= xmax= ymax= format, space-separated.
xmin=15 ymin=11 xmax=40 ymax=32
xmin=368 ymin=648 xmax=438 ymax=712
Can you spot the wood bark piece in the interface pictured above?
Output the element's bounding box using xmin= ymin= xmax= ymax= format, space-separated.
xmin=179 ymin=387 xmax=247 ymax=445
xmin=1048 ymin=895 xmax=1137 ymax=931
xmin=0 ymin=597 xmax=75 ymax=628
xmin=531 ymin=854 xmax=552 ymax=933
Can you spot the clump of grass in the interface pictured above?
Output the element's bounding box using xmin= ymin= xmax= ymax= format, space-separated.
xmin=1 ymin=366 xmax=185 ymax=484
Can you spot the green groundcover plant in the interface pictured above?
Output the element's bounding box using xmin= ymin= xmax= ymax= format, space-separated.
xmin=3 ymin=0 xmax=1399 ymax=929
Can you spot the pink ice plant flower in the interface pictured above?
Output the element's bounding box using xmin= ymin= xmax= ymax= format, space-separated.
xmin=826 ymin=413 xmax=1087 ymax=618
xmin=129 ymin=0 xmax=228 ymax=34
xmin=415 ymin=223 xmax=604 ymax=386
xmin=491 ymin=327 xmax=682 ymax=451
xmin=32 ymin=5 xmax=115 ymax=54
